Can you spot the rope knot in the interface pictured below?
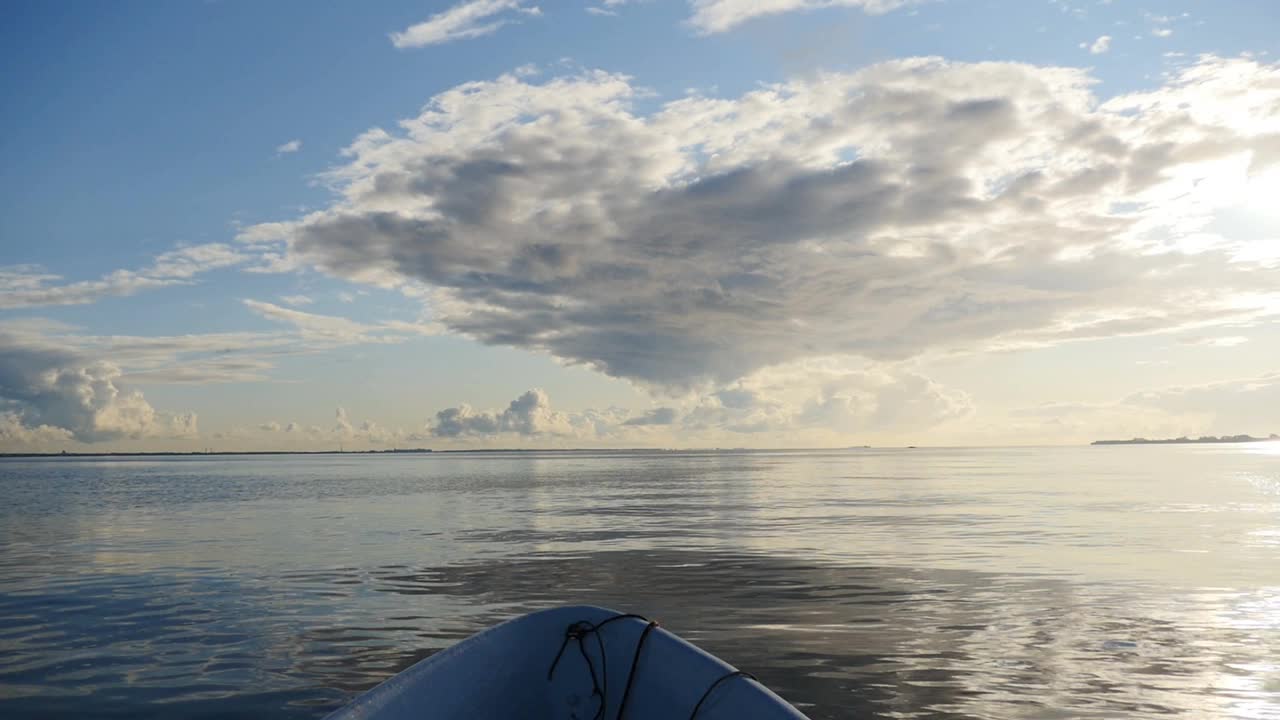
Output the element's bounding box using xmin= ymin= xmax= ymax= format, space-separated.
xmin=566 ymin=621 xmax=593 ymax=640
xmin=546 ymin=613 xmax=653 ymax=720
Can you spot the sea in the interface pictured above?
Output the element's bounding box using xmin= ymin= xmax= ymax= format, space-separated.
xmin=1 ymin=445 xmax=1278 ymax=719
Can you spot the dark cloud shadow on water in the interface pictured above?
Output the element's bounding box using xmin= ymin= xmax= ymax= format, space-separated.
xmin=287 ymin=549 xmax=1224 ymax=720
xmin=0 ymin=546 xmax=1258 ymax=719
xmin=353 ymin=549 xmax=937 ymax=719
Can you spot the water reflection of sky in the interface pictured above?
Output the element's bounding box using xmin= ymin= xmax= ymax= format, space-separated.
xmin=2 ymin=447 xmax=1279 ymax=718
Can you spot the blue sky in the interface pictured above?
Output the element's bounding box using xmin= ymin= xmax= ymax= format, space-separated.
xmin=3 ymin=0 xmax=1280 ymax=450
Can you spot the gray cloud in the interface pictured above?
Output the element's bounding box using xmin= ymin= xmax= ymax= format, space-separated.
xmin=1123 ymin=373 xmax=1280 ymax=434
xmin=0 ymin=332 xmax=198 ymax=444
xmin=0 ymin=413 xmax=73 ymax=449
xmin=1007 ymin=372 xmax=1280 ymax=441
xmin=622 ymin=407 xmax=679 ymax=426
xmin=0 ymin=244 xmax=249 ymax=310
xmin=432 ymin=388 xmax=573 ymax=437
xmin=2 ymin=323 xmax=290 ymax=388
xmin=428 ymin=389 xmax=652 ymax=440
xmin=120 ymin=355 xmax=280 ymax=385
xmin=242 ymin=300 xmax=436 ymax=345
xmin=213 ymin=410 xmax=430 ymax=448
xmin=432 ymin=368 xmax=970 ymax=442
xmin=248 ymin=57 xmax=1280 ymax=391
xmin=687 ymin=363 xmax=972 ymax=434
xmin=0 ymin=299 xmax=439 ymax=399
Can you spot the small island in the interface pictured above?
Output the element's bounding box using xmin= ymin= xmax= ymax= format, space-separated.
xmin=1092 ymin=434 xmax=1279 ymax=446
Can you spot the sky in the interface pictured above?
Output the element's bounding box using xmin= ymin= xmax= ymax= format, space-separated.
xmin=2 ymin=0 xmax=1280 ymax=452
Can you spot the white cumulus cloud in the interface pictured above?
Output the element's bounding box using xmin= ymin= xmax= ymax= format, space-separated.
xmin=428 ymin=366 xmax=971 ymax=442
xmin=683 ymin=359 xmax=972 ymax=434
xmin=242 ymin=56 xmax=1280 ymax=395
xmin=432 ymin=388 xmax=576 ymax=437
xmin=687 ymin=0 xmax=920 ymax=34
xmin=390 ymin=0 xmax=542 ymax=48
xmin=0 ymin=332 xmax=198 ymax=445
xmin=587 ymin=0 xmax=631 ymax=15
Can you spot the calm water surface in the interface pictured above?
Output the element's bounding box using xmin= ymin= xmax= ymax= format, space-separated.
xmin=1 ymin=446 xmax=1279 ymax=718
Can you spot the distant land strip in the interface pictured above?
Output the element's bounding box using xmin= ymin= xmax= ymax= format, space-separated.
xmin=0 ymin=449 xmax=434 ymax=458
xmin=1092 ymin=434 xmax=1279 ymax=445
xmin=0 ymin=447 xmax=804 ymax=458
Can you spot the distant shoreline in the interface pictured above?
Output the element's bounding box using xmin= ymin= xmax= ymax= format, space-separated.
xmin=1092 ymin=434 xmax=1277 ymax=446
xmin=0 ymin=449 xmax=435 ymax=459
xmin=6 ymin=438 xmax=1275 ymax=458
xmin=0 ymin=447 xmax=802 ymax=458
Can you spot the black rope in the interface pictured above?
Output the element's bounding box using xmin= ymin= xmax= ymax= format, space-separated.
xmin=547 ymin=614 xmax=758 ymax=720
xmin=615 ymin=620 xmax=659 ymax=720
xmin=547 ymin=621 xmax=586 ymax=679
xmin=687 ymin=670 xmax=758 ymax=719
xmin=546 ymin=614 xmax=652 ymax=720
xmin=547 ymin=621 xmax=604 ymax=720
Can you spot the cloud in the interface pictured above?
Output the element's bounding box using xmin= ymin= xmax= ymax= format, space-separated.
xmin=278 ymin=294 xmax=314 ymax=306
xmin=428 ymin=364 xmax=969 ymax=443
xmin=0 ymin=297 xmax=440 ymax=399
xmin=683 ymin=359 xmax=972 ymax=434
xmin=1087 ymin=35 xmax=1111 ymax=54
xmin=432 ymin=388 xmax=575 ymax=437
xmin=276 ymin=139 xmax=302 ymax=155
xmin=243 ymin=299 xmax=438 ymax=344
xmin=0 ymin=323 xmax=290 ymax=386
xmin=623 ymin=407 xmax=679 ymax=426
xmin=0 ymin=244 xmax=249 ymax=310
xmin=429 ymin=389 xmax=638 ymax=441
xmin=0 ymin=332 xmax=197 ymax=445
xmin=121 ymin=356 xmax=279 ymax=385
xmin=215 ymin=410 xmax=429 ymax=448
xmin=0 ymin=300 xmax=436 ymax=393
xmin=0 ymin=413 xmax=74 ymax=451
xmin=243 ymin=56 xmax=1280 ymax=392
xmin=687 ymin=0 xmax=919 ymax=34
xmin=83 ymin=330 xmax=289 ymax=385
xmin=1179 ymin=335 xmax=1249 ymax=347
xmin=587 ymin=0 xmax=630 ymax=15
xmin=1146 ymin=11 xmax=1180 ymax=38
xmin=1122 ymin=373 xmax=1280 ymax=433
xmin=334 ymin=406 xmax=353 ymax=435
xmin=1010 ymin=372 xmax=1280 ymax=441
xmin=390 ymin=0 xmax=542 ymax=48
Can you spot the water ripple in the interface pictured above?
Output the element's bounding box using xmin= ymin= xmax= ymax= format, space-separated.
xmin=2 ymin=448 xmax=1279 ymax=718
